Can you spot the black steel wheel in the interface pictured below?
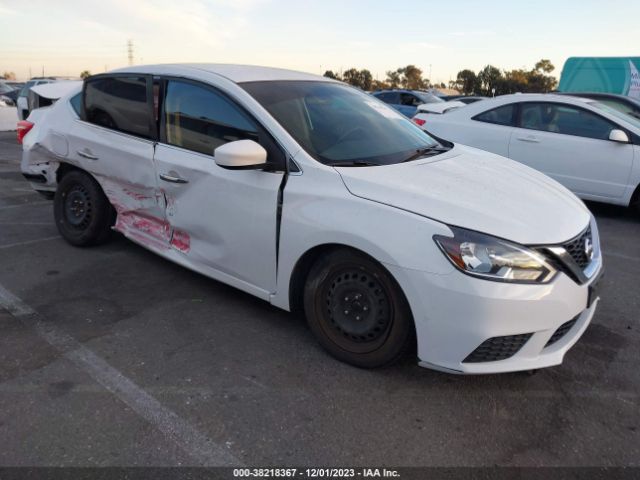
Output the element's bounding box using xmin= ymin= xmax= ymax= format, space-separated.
xmin=304 ymin=248 xmax=415 ymax=368
xmin=63 ymin=184 xmax=93 ymax=230
xmin=54 ymin=169 xmax=115 ymax=246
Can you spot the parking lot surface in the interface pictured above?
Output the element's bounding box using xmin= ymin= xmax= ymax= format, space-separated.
xmin=0 ymin=131 xmax=638 ymax=467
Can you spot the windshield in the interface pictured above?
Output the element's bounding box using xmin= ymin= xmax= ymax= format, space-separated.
xmin=590 ymin=101 xmax=640 ymax=130
xmin=241 ymin=81 xmax=439 ymax=166
xmin=0 ymin=83 xmax=13 ymax=94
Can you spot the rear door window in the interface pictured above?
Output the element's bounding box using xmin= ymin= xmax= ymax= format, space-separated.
xmin=519 ymin=102 xmax=615 ymax=140
xmin=400 ymin=93 xmax=421 ymax=106
xmin=473 ymin=104 xmax=516 ymax=126
xmin=84 ymin=76 xmax=152 ymax=138
xmin=375 ymin=92 xmax=400 ymax=104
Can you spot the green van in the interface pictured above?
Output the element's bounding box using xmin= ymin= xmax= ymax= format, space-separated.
xmin=559 ymin=57 xmax=640 ymax=98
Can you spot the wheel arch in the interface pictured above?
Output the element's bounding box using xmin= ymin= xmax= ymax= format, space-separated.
xmin=631 ymin=182 xmax=640 ymax=208
xmin=56 ymin=162 xmax=85 ymax=184
xmin=288 ymin=243 xmax=413 ymax=320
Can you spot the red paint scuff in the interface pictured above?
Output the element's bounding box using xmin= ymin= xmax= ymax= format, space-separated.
xmin=171 ymin=229 xmax=191 ymax=253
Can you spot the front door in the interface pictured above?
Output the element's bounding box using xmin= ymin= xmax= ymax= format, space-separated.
xmin=509 ymin=102 xmax=634 ymax=199
xmin=153 ymin=79 xmax=285 ymax=298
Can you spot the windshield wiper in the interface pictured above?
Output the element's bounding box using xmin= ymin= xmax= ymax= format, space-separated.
xmin=326 ymin=160 xmax=381 ymax=167
xmin=402 ymin=146 xmax=451 ymax=163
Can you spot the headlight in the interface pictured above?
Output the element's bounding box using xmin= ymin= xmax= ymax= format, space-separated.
xmin=434 ymin=226 xmax=557 ymax=283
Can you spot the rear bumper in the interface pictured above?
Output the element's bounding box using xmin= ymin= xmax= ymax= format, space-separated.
xmin=386 ymin=257 xmax=602 ymax=375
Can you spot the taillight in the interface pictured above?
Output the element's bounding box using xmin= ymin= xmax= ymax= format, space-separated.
xmin=413 ymin=117 xmax=426 ymax=126
xmin=16 ymin=121 xmax=34 ymax=144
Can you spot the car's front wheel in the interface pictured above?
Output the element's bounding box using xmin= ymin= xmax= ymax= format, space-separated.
xmin=303 ymin=249 xmax=415 ymax=368
xmin=53 ymin=170 xmax=115 ymax=246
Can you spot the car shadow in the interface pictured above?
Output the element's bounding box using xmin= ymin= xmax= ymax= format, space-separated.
xmin=585 ymin=200 xmax=639 ymax=224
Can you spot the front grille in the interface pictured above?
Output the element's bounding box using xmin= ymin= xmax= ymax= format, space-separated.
xmin=545 ymin=317 xmax=578 ymax=347
xmin=562 ymin=226 xmax=593 ymax=270
xmin=463 ymin=333 xmax=533 ymax=363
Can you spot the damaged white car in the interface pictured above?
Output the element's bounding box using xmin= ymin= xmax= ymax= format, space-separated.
xmin=21 ymin=64 xmax=602 ymax=373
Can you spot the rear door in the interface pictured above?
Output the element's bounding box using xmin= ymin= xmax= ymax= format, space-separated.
xmin=508 ymin=102 xmax=634 ymax=199
xmin=447 ymin=103 xmax=517 ymax=157
xmin=153 ymin=78 xmax=285 ymax=297
xmin=68 ymin=74 xmax=169 ymax=249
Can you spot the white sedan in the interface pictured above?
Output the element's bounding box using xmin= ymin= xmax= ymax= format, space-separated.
xmin=20 ymin=65 xmax=602 ymax=374
xmin=413 ymin=93 xmax=640 ymax=211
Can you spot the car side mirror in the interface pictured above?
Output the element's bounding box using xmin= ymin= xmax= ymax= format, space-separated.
xmin=214 ymin=140 xmax=267 ymax=170
xmin=609 ymin=129 xmax=629 ymax=143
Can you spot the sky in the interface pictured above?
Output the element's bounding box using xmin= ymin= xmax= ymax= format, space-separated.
xmin=1 ymin=0 xmax=639 ymax=83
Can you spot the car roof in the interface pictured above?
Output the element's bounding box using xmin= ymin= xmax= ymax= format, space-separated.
xmin=462 ymin=93 xmax=598 ymax=109
xmin=559 ymin=91 xmax=640 ymax=104
xmin=112 ymin=63 xmax=334 ymax=84
xmin=374 ymin=89 xmax=421 ymax=94
xmin=435 ymin=93 xmax=598 ymax=118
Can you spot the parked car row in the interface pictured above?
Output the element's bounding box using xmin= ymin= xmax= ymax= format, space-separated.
xmin=0 ymin=77 xmax=80 ymax=119
xmin=0 ymin=81 xmax=20 ymax=106
xmin=18 ymin=64 xmax=606 ymax=376
xmin=371 ymin=89 xmax=486 ymax=117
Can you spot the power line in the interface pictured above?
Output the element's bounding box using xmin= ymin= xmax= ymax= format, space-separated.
xmin=127 ymin=39 xmax=134 ymax=66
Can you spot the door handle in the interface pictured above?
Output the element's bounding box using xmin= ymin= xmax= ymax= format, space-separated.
xmin=515 ymin=136 xmax=541 ymax=143
xmin=159 ymin=173 xmax=189 ymax=184
xmin=77 ymin=149 xmax=99 ymax=160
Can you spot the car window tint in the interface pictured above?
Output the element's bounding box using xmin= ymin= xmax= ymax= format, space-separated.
xmin=376 ymin=92 xmax=399 ymax=104
xmin=69 ymin=93 xmax=82 ymax=116
xmin=596 ymin=99 xmax=637 ymax=117
xmin=84 ymin=76 xmax=151 ymax=138
xmin=474 ymin=104 xmax=515 ymax=126
xmin=520 ymin=103 xmax=615 ymax=140
xmin=164 ymin=81 xmax=259 ymax=156
xmin=400 ymin=93 xmax=420 ymax=106
xmin=242 ymin=81 xmax=438 ymax=166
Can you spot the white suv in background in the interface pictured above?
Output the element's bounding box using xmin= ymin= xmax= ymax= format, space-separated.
xmin=20 ymin=65 xmax=603 ymax=374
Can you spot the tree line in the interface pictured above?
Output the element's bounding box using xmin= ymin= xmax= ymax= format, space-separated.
xmin=324 ymin=65 xmax=445 ymax=91
xmin=452 ymin=60 xmax=557 ymax=96
xmin=324 ymin=59 xmax=557 ymax=95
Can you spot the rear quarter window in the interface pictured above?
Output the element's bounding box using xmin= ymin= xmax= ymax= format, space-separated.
xmin=69 ymin=93 xmax=82 ymax=116
xmin=473 ymin=104 xmax=516 ymax=126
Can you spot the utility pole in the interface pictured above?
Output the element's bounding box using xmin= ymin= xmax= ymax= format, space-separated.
xmin=127 ymin=39 xmax=134 ymax=66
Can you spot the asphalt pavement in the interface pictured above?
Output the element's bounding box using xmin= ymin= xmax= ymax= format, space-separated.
xmin=0 ymin=131 xmax=638 ymax=467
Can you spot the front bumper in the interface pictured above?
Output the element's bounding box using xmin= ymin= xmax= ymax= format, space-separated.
xmin=386 ymin=256 xmax=602 ymax=374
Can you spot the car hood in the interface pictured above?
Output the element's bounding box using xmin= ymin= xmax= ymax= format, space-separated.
xmin=335 ymin=145 xmax=591 ymax=245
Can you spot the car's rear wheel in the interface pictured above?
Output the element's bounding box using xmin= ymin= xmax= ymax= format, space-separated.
xmin=54 ymin=170 xmax=115 ymax=246
xmin=303 ymin=249 xmax=415 ymax=368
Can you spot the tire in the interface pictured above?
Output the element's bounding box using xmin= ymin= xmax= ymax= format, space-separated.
xmin=303 ymin=249 xmax=415 ymax=368
xmin=53 ymin=170 xmax=115 ymax=246
xmin=632 ymin=194 xmax=640 ymax=215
